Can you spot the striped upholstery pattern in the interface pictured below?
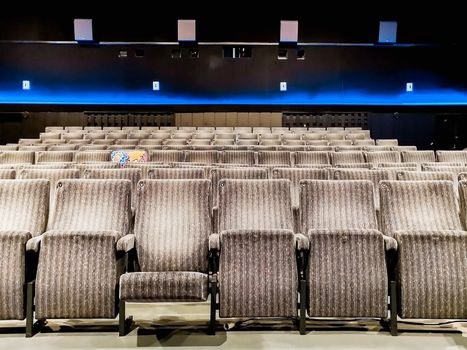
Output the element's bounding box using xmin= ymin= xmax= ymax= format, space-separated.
xmin=134 ymin=179 xmax=211 ymax=273
xmin=272 ymin=167 xmax=329 ymax=208
xmin=19 ymin=146 xmax=47 ymax=152
xmin=459 ymin=181 xmax=467 ymax=229
xmin=401 ymin=151 xmax=435 ymax=163
xmin=0 ymin=179 xmax=49 ymax=236
xmin=73 ymin=151 xmax=111 ymax=163
xmin=47 ymin=145 xmax=77 ymax=151
xmin=35 ymin=230 xmax=123 ymax=319
xmin=378 ymin=162 xmax=418 ymax=170
xmin=17 ymin=169 xmax=80 ymax=211
xmin=333 ymin=169 xmax=396 ymax=210
xmin=307 ymin=229 xmax=387 ymax=317
xmin=0 ymin=151 xmax=34 ymax=164
xmin=221 ymin=151 xmax=255 ymax=165
xmin=299 ymin=180 xmax=378 ymax=231
xmin=294 ymin=151 xmax=330 ymax=165
xmin=147 ymin=167 xmax=205 ymax=179
xmin=185 ymin=151 xmax=218 ymax=164
xmin=436 ymin=151 xmax=467 ymax=163
xmin=0 ymin=180 xmax=49 ymax=320
xmin=83 ymin=168 xmax=142 ymax=210
xmin=120 ymin=271 xmax=208 ymax=302
xmin=73 ymin=162 xmax=118 ymax=174
xmin=379 ymin=181 xmax=462 ymax=237
xmin=218 ymin=179 xmax=294 ymax=232
xmin=364 ymin=151 xmax=401 ymax=164
xmin=210 ymin=168 xmax=268 ymax=208
xmin=0 ymin=231 xmax=31 ymax=319
xmin=330 ymin=151 xmax=364 ymax=165
xmin=421 ymin=165 xmax=467 ymax=175
xmin=218 ymin=229 xmax=297 ymax=317
xmin=149 ymin=150 xmax=184 ymax=163
xmin=0 ymin=169 xmax=15 ymax=179
xmin=395 ymin=231 xmax=466 ymax=318
xmin=396 ymin=171 xmax=455 ymax=182
xmin=46 ymin=179 xmax=132 ymax=234
xmin=257 ymin=151 xmax=291 ymax=165
xmin=376 ymin=139 xmax=398 ymax=146
xmin=35 ymin=151 xmax=75 ymax=163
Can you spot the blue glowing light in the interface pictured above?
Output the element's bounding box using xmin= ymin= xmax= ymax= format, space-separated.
xmin=0 ymin=89 xmax=466 ymax=105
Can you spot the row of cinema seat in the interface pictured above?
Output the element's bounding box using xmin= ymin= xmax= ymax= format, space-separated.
xmin=1 ymin=149 xmax=467 ymax=166
xmin=43 ymin=126 xmax=370 ymax=134
xmin=2 ymin=164 xmax=467 ymax=211
xmin=1 ymin=144 xmax=417 ymax=152
xmin=0 ymin=176 xmax=466 ymax=337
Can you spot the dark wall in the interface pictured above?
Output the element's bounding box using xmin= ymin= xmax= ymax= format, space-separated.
xmin=0 ymin=10 xmax=466 ymax=147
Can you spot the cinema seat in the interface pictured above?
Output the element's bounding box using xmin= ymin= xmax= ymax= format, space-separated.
xmin=32 ymin=179 xmax=132 ymax=336
xmin=119 ymin=179 xmax=213 ymax=335
xmin=401 ymin=151 xmax=435 ymax=164
xmin=0 ymin=180 xmax=49 ymax=330
xmin=73 ymin=151 xmax=111 ymax=163
xmin=379 ymin=180 xmax=466 ymax=321
xmin=35 ymin=151 xmax=75 ymax=163
xmin=330 ymin=151 xmax=365 ymax=165
xmin=212 ymin=179 xmax=301 ymax=333
xmin=364 ymin=151 xmax=401 ymax=164
xmin=300 ymin=180 xmax=396 ymax=334
xmin=436 ymin=150 xmax=467 ymax=163
xmin=0 ymin=151 xmax=35 ymax=165
xmin=257 ymin=151 xmax=291 ymax=166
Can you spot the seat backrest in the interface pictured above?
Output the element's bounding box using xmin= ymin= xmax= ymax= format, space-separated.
xmin=17 ymin=168 xmax=80 ymax=212
xmin=421 ymin=165 xmax=467 ymax=175
xmin=257 ymin=151 xmax=291 ymax=165
xmin=36 ymin=151 xmax=75 ymax=163
xmin=294 ymin=151 xmax=330 ymax=165
xmin=185 ymin=150 xmax=219 ymax=164
xmin=149 ymin=150 xmax=184 ymax=163
xmin=210 ymin=167 xmax=268 ymax=208
xmin=0 ymin=179 xmax=49 ymax=236
xmin=401 ymin=151 xmax=436 ymax=163
xmin=217 ymin=179 xmax=294 ymax=232
xmin=379 ymin=180 xmax=462 ymax=236
xmin=83 ymin=168 xmax=142 ymax=209
xmin=396 ymin=171 xmax=455 ymax=182
xmin=436 ymin=151 xmax=467 ymax=163
xmin=353 ymin=139 xmax=375 ymax=146
xmin=459 ymin=180 xmax=467 ymax=229
xmin=47 ymin=179 xmax=132 ymax=235
xmin=376 ymin=139 xmax=398 ymax=146
xmin=0 ymin=151 xmax=35 ymax=165
xmin=365 ymin=151 xmax=401 ymax=164
xmin=330 ymin=151 xmax=365 ymax=165
xmin=73 ymin=151 xmax=111 ymax=163
xmin=221 ymin=150 xmax=255 ymax=165
xmin=148 ymin=167 xmax=206 ymax=179
xmin=0 ymin=169 xmax=15 ymax=179
xmin=299 ymin=180 xmax=378 ymax=233
xmin=272 ymin=168 xmax=329 ymax=208
xmin=134 ymin=179 xmax=211 ymax=272
xmin=333 ymin=169 xmax=396 ymax=210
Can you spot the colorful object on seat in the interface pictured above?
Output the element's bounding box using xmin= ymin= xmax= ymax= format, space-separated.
xmin=111 ymin=150 xmax=147 ymax=166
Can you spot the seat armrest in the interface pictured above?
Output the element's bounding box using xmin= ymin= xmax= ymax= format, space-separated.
xmin=26 ymin=236 xmax=42 ymax=252
xmin=295 ymin=233 xmax=309 ymax=251
xmin=209 ymin=233 xmax=220 ymax=252
xmin=116 ymin=234 xmax=135 ymax=253
xmin=383 ymin=235 xmax=398 ymax=251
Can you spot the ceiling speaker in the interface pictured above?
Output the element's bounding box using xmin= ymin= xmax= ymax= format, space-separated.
xmin=280 ymin=20 xmax=298 ymax=42
xmin=74 ymin=19 xmax=93 ymax=42
xmin=378 ymin=21 xmax=397 ymax=43
xmin=178 ymin=20 xmax=196 ymax=41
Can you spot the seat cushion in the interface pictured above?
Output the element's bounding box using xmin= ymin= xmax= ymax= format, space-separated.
xmin=120 ymin=271 xmax=208 ymax=302
xmin=218 ymin=229 xmax=298 ymax=318
xmin=307 ymin=229 xmax=388 ymax=318
xmin=395 ymin=230 xmax=467 ymax=319
xmin=35 ymin=230 xmax=122 ymax=319
xmin=0 ymin=230 xmax=31 ymax=320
